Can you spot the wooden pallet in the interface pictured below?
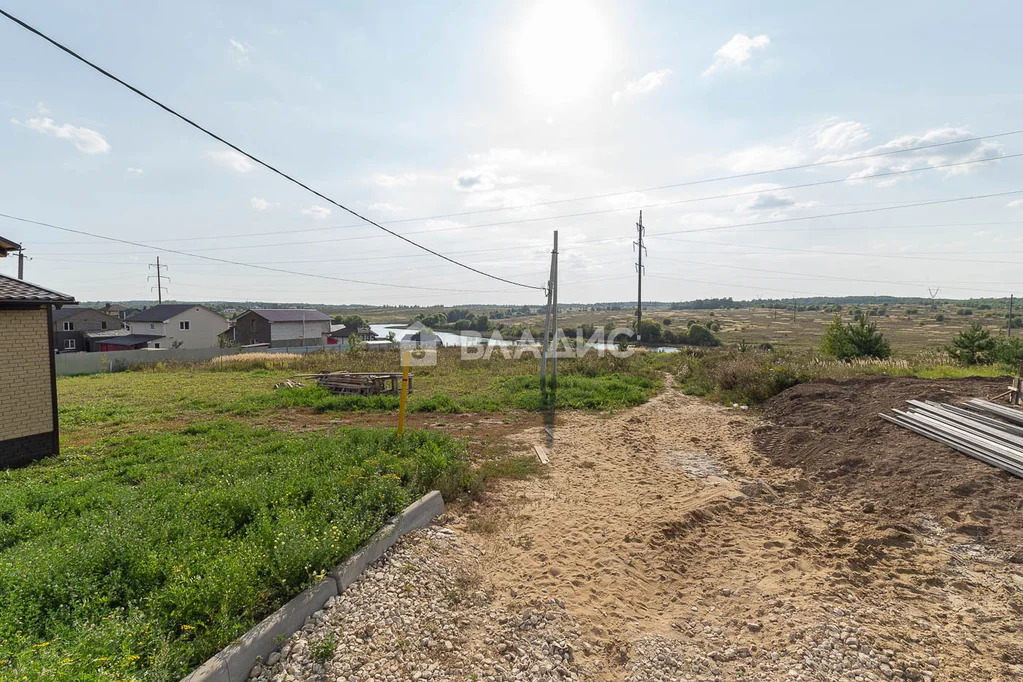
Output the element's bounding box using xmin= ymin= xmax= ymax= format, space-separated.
xmin=297 ymin=371 xmax=413 ymax=396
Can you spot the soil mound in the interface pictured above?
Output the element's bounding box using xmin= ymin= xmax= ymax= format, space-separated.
xmin=754 ymin=375 xmax=1023 ymax=548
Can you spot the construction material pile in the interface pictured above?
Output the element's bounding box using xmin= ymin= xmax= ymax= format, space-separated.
xmin=295 ymin=371 xmax=412 ymax=396
xmin=880 ymin=398 xmax=1023 ymax=479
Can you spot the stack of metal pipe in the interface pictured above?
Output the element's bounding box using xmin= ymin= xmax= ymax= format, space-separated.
xmin=880 ymin=398 xmax=1023 ymax=479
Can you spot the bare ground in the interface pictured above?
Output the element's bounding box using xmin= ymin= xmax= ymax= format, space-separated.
xmin=259 ymin=378 xmax=1023 ymax=681
xmin=447 ymin=378 xmax=1023 ymax=680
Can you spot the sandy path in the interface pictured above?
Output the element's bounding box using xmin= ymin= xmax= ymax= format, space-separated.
xmin=449 ymin=382 xmax=1023 ymax=681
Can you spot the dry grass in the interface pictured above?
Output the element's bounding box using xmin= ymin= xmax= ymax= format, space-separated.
xmin=208 ymin=352 xmax=302 ymax=370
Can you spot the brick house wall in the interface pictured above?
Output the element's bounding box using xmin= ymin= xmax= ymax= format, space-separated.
xmin=0 ymin=306 xmax=58 ymax=467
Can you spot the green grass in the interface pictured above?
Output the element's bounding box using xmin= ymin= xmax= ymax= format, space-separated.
xmin=0 ymin=422 xmax=468 ymax=680
xmin=669 ymin=348 xmax=1013 ymax=406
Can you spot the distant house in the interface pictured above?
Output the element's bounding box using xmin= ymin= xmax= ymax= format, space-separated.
xmin=0 ymin=274 xmax=76 ymax=467
xmin=100 ymin=303 xmax=138 ymax=321
xmin=329 ymin=324 xmax=378 ymax=345
xmin=124 ymin=304 xmax=229 ymax=349
xmin=401 ymin=322 xmax=443 ymax=349
xmin=232 ymin=309 xmax=332 ymax=348
xmin=52 ymin=306 xmax=123 ymax=352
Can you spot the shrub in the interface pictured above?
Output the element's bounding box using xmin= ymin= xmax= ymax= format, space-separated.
xmin=994 ymin=336 xmax=1023 ymax=366
xmin=684 ymin=324 xmax=722 ymax=347
xmin=947 ymin=323 xmax=997 ymax=365
xmin=935 ymin=313 xmax=945 ymax=322
xmin=820 ymin=315 xmax=891 ymax=360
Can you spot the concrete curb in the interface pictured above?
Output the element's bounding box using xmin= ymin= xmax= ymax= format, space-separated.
xmin=181 ymin=490 xmax=444 ymax=682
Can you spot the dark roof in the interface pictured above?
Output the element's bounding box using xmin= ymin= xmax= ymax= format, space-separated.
xmin=0 ymin=274 xmax=75 ymax=305
xmin=0 ymin=235 xmax=21 ymax=256
xmin=95 ymin=334 xmax=162 ymax=347
xmin=126 ymin=304 xmax=206 ymax=322
xmin=330 ymin=324 xmax=377 ymax=338
xmin=246 ymin=308 xmax=332 ymax=323
xmin=52 ymin=306 xmax=121 ymax=322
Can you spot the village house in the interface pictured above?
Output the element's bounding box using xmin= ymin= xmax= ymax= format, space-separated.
xmin=329 ymin=323 xmax=379 ymax=345
xmin=0 ymin=273 xmax=75 ymax=467
xmin=100 ymin=303 xmax=139 ymax=321
xmin=52 ymin=306 xmax=123 ymax=352
xmin=121 ymin=303 xmax=229 ymax=349
xmin=231 ymin=308 xmax=332 ymax=348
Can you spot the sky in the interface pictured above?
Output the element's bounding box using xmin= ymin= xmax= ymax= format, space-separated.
xmin=1 ymin=1 xmax=1022 ymax=306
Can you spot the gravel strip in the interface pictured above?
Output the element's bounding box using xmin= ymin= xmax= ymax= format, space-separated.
xmin=250 ymin=526 xmax=592 ymax=682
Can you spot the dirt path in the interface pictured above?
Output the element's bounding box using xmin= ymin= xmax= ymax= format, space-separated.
xmin=258 ymin=381 xmax=1023 ymax=681
xmin=449 ymin=382 xmax=1023 ymax=681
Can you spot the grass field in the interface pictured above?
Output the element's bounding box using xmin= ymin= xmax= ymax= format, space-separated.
xmin=1 ymin=348 xmax=665 ymax=680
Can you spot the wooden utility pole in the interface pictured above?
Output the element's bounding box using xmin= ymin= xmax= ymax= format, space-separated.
xmin=1009 ymin=294 xmax=1015 ymax=337
xmin=634 ymin=211 xmax=646 ymax=342
xmin=17 ymin=249 xmax=24 ymax=280
xmin=540 ymin=231 xmax=556 ymax=387
xmin=551 ymin=230 xmax=559 ymax=388
xmin=148 ymin=257 xmax=168 ymax=303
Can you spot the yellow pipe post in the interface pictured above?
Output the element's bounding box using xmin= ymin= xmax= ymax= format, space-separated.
xmin=398 ymin=351 xmax=411 ymax=437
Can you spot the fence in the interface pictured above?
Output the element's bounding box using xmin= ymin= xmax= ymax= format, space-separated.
xmin=54 ymin=342 xmax=396 ymax=377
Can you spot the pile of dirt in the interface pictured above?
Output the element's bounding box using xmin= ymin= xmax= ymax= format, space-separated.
xmin=755 ymin=375 xmax=1023 ymax=549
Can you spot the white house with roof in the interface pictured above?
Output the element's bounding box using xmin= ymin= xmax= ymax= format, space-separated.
xmin=123 ymin=304 xmax=229 ymax=349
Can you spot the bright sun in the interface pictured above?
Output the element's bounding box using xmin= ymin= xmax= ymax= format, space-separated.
xmin=509 ymin=1 xmax=612 ymax=105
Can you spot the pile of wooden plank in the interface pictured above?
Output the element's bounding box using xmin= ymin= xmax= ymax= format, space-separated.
xmin=880 ymin=399 xmax=1023 ymax=478
xmin=295 ymin=371 xmax=412 ymax=396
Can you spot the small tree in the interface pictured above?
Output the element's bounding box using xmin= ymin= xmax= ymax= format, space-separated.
xmin=820 ymin=314 xmax=891 ymax=360
xmin=948 ymin=323 xmax=996 ymax=365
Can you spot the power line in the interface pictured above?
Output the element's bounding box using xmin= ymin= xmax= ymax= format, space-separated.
xmin=653 ymin=235 xmax=1023 ymax=266
xmin=0 ymin=211 xmax=528 ymax=294
xmin=650 ymin=255 xmax=1021 ymax=296
xmin=28 ymin=152 xmax=1023 ymax=250
xmin=646 ymin=188 xmax=1023 ymax=238
xmin=0 ymin=8 xmax=543 ymax=292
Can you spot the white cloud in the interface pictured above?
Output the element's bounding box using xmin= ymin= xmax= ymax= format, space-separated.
xmin=207 ymin=149 xmax=254 ymax=173
xmin=612 ymin=69 xmax=672 ymax=105
xmin=725 ymin=144 xmax=803 ymax=173
xmin=839 ymin=126 xmax=1005 ymax=185
xmin=126 ymin=167 xmax=144 ymax=175
xmin=814 ymin=119 xmax=870 ymax=151
xmin=367 ymin=202 xmax=403 ymax=214
xmin=36 ymin=102 xmax=50 ymax=115
xmin=250 ymin=196 xmax=279 ymax=210
xmin=12 ymin=116 xmax=110 ymax=154
xmin=301 ymin=205 xmax=332 ymax=220
xmin=372 ymin=172 xmax=418 ymax=188
xmin=229 ymin=39 xmax=250 ymax=63
xmin=703 ymin=34 xmax=770 ymax=77
xmin=1008 ymin=199 xmax=1023 ymax=208
xmin=741 ymin=192 xmax=795 ymax=212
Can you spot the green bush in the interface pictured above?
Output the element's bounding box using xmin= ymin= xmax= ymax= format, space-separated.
xmin=820 ymin=315 xmax=892 ymax=360
xmin=935 ymin=313 xmax=945 ymax=322
xmin=994 ymin=336 xmax=1023 ymax=365
xmin=947 ymin=323 xmax=997 ymax=365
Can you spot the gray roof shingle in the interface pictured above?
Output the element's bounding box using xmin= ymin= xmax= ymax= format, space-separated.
xmin=0 ymin=274 xmax=75 ymax=304
xmin=247 ymin=308 xmax=332 ymax=323
xmin=126 ymin=304 xmax=207 ymax=322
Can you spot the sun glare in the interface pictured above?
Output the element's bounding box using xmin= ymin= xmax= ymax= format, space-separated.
xmin=509 ymin=1 xmax=612 ymax=105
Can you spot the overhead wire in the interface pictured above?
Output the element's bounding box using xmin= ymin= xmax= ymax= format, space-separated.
xmin=0 ymin=8 xmax=543 ymax=291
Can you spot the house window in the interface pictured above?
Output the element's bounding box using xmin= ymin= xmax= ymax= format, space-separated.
xmin=153 ymin=343 xmax=161 ymax=349
xmin=63 ymin=321 xmax=74 ymax=331
xmin=179 ymin=320 xmax=191 ymax=330
xmin=64 ymin=338 xmax=76 ymax=350
xmin=101 ymin=321 xmax=107 ymax=330
xmin=150 ymin=323 xmax=155 ymax=330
